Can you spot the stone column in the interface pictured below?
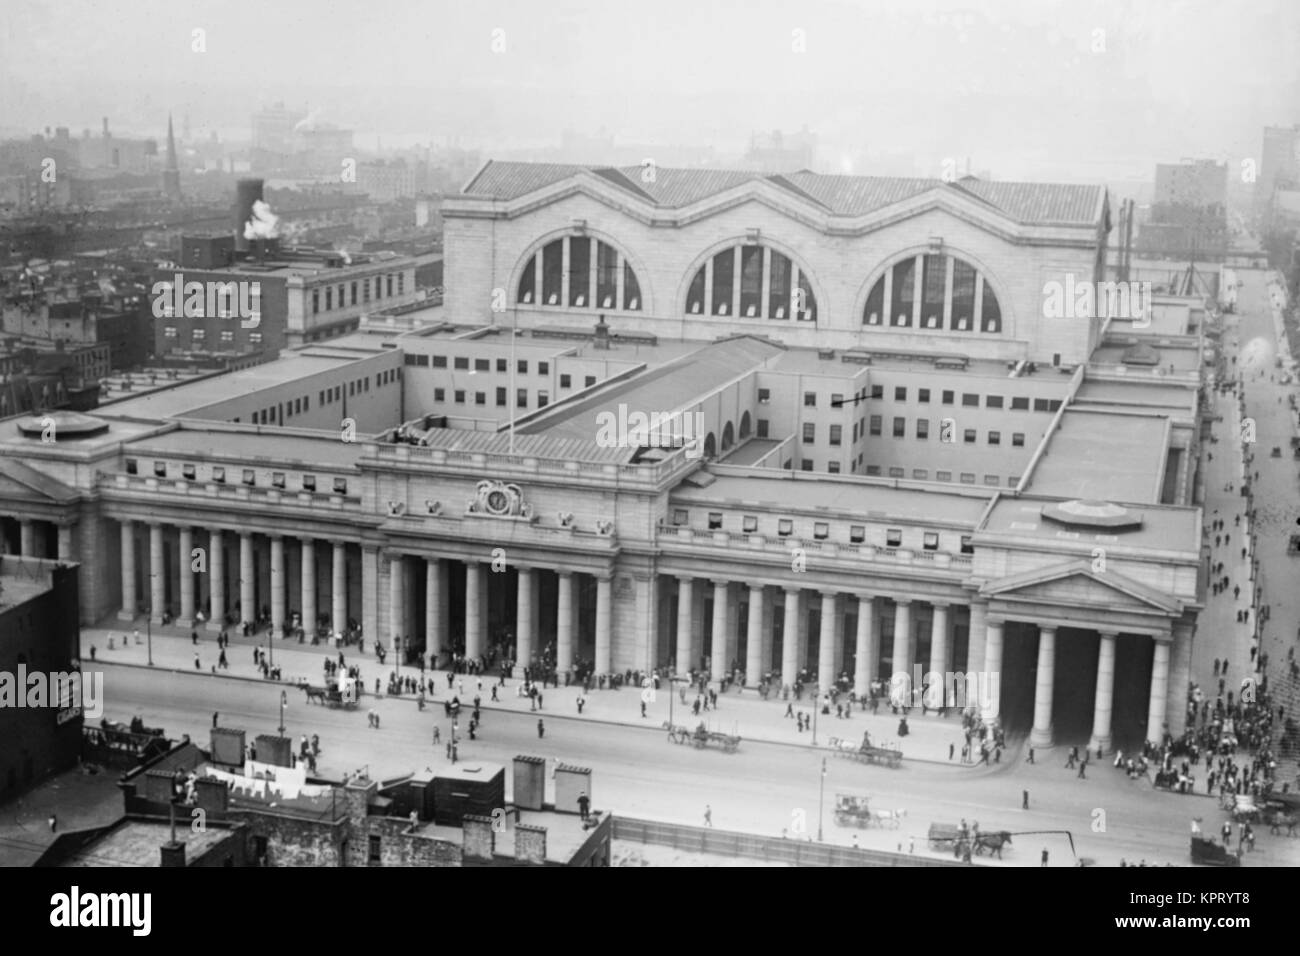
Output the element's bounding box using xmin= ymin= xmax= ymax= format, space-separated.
xmin=301 ymin=539 xmax=316 ymax=637
xmin=388 ymin=552 xmax=404 ymax=650
xmin=675 ymin=577 xmax=694 ymax=676
xmin=207 ymin=531 xmax=225 ymax=632
xmin=1089 ymin=631 xmax=1117 ymax=753
xmin=57 ymin=524 xmax=73 ymax=562
xmin=967 ymin=599 xmax=988 ymax=675
xmin=426 ymin=558 xmax=445 ymax=661
xmin=781 ymin=588 xmax=800 ymax=689
xmin=19 ymin=519 xmax=35 ymax=556
xmin=516 ymin=565 xmax=534 ymax=666
xmin=853 ymin=594 xmax=875 ymax=697
xmin=332 ymin=541 xmax=347 ymax=636
xmin=1147 ymin=637 xmax=1171 ymax=746
xmin=745 ymin=585 xmax=764 ymax=686
xmin=982 ymin=619 xmax=1004 ymax=725
xmin=178 ymin=526 xmax=195 ymax=626
xmin=270 ymin=535 xmax=285 ymax=638
xmin=1029 ymin=625 xmax=1057 ymax=747
xmin=817 ymin=590 xmax=837 ymax=691
xmin=927 ymin=603 xmax=949 ymax=709
xmin=556 ymin=571 xmax=574 ymax=672
xmin=465 ymin=561 xmax=483 ymax=660
xmin=890 ymin=599 xmax=913 ymax=679
xmin=150 ymin=523 xmax=165 ymax=624
xmin=240 ymin=532 xmax=255 ymax=627
xmin=595 ymin=574 xmax=612 ymax=675
xmin=119 ymin=519 xmax=137 ymax=620
xmin=711 ymin=580 xmax=728 ymax=681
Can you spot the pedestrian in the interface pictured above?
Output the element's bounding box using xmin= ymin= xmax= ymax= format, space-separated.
xmin=1214 ymin=658 xmax=1220 ymax=676
xmin=1022 ymin=789 xmax=1029 ymax=810
xmin=640 ymin=700 xmax=647 ymax=718
xmin=433 ymin=725 xmax=441 ymax=744
xmin=537 ymin=718 xmax=545 ymax=738
xmin=537 ymin=692 xmax=543 ymax=709
xmin=1077 ymin=760 xmax=1087 ymax=779
xmin=194 ymin=652 xmax=201 ymax=670
xmin=48 ymin=814 xmax=57 ymax=832
xmin=908 ymin=836 xmax=915 ymax=854
xmin=949 ymin=743 xmax=955 ymax=760
xmin=704 ymin=805 xmax=713 ymax=827
xmin=1026 ymin=748 xmax=1035 ymax=764
xmin=578 ymin=791 xmax=590 ymax=821
xmin=1041 ymin=848 xmax=1048 ymax=867
xmin=192 ymin=630 xmax=198 ymax=645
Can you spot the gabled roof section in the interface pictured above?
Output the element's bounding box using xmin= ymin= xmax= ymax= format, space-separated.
xmin=462 ymin=161 xmax=1107 ymax=226
xmin=980 ymin=559 xmax=1184 ymax=615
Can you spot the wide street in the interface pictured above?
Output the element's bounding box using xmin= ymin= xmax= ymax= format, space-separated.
xmin=92 ymin=659 xmax=1299 ymax=866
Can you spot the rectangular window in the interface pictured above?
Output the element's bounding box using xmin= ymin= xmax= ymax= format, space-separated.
xmin=916 ymin=419 xmax=929 ymax=440
xmin=866 ymin=465 xmax=881 ymax=476
xmin=560 ymin=374 xmax=571 ymax=388
xmin=248 ymin=331 xmax=262 ymax=344
xmin=454 ymin=390 xmax=465 ymax=404
xmin=303 ymin=475 xmax=316 ymax=491
xmin=942 ymin=390 xmax=954 ymax=404
xmin=962 ymin=393 xmax=979 ymax=407
xmin=538 ymin=391 xmax=549 ymax=408
xmin=869 ymin=415 xmax=882 ymax=436
xmin=912 ymin=468 xmax=928 ymax=480
xmin=153 ymin=461 xmax=167 ymax=477
xmin=182 ymin=463 xmax=196 ymax=480
xmin=923 ymin=532 xmax=939 ymax=551
xmin=312 ymin=289 xmax=320 ymax=314
xmin=1048 ymin=400 xmax=1062 ymax=412
xmin=517 ymin=389 xmax=527 ymax=408
xmin=988 ymin=431 xmax=1001 ymax=445
xmin=936 ymin=470 xmax=951 ymax=482
xmin=804 ymin=392 xmax=816 ymax=407
xmin=802 ymin=423 xmax=816 ymax=443
xmin=960 ymin=472 xmax=976 ymax=484
xmin=539 ymin=361 xmax=549 ymax=375
xmin=517 ymin=359 xmax=528 ymax=374
xmin=369 ymin=835 xmax=381 ymax=863
xmin=326 ymin=288 xmax=333 ymax=311
xmin=125 ymin=458 xmax=138 ymax=475
xmin=333 ymin=477 xmax=348 ymax=494
xmin=272 ymin=472 xmax=286 ymax=489
xmin=187 ymin=327 xmax=202 ymax=340
xmin=454 ymin=357 xmax=469 ymax=370
xmin=163 ymin=326 xmax=177 ymax=338
xmin=673 ymin=510 xmax=688 ymax=526
xmin=496 ymin=358 xmax=508 ymax=373
xmin=1033 ymin=398 xmax=1050 ymax=412
xmin=433 ymin=355 xmax=447 ymax=368
xmin=475 ymin=392 xmax=486 ymax=406
xmin=849 ymin=525 xmax=865 ymax=543
xmin=743 ymin=515 xmax=758 ymax=533
xmin=496 ymin=387 xmax=507 ymax=407
xmin=758 ymin=388 xmax=771 ymax=404
xmin=831 ymin=393 xmax=843 ymax=408
xmin=778 ymin=519 xmax=794 ymax=537
xmin=757 ymin=419 xmax=769 ymax=438
xmin=434 ymin=388 xmax=445 ymax=402
xmin=351 ymin=281 xmax=358 ymax=305
xmin=827 ymin=462 xmax=841 ymax=474
xmin=708 ymin=512 xmax=723 ymax=530
xmin=212 ymin=466 xmax=225 ymax=483
xmin=960 ymin=535 xmax=974 ymax=554
xmin=814 ymin=522 xmax=829 ymax=540
xmin=475 ymin=358 xmax=490 ymax=372
xmin=829 ymin=425 xmax=842 ymax=446
xmin=585 ymin=375 xmax=596 ymax=388
xmin=801 ymin=460 xmax=814 ymax=471
xmin=986 ymin=395 xmax=1004 ymax=408
xmin=1012 ymin=432 xmax=1025 ymax=447
xmin=894 ymin=386 xmax=907 ymax=401
xmin=984 ymin=475 xmax=1001 ymax=486
xmin=1011 ymin=396 xmax=1029 ymax=410
xmin=870 ymin=384 xmax=883 ymax=399
xmin=885 ymin=528 xmax=903 ymax=547
xmin=964 ymin=429 xmax=977 ymax=444
xmin=918 ymin=388 xmax=931 ymax=403
xmin=892 ymin=417 xmax=905 ymax=437
xmin=888 ymin=466 xmax=905 ymax=478
xmin=242 ymin=469 xmax=256 ymax=485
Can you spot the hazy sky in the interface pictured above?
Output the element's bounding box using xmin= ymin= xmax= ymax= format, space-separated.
xmin=3 ymin=0 xmax=1298 ymax=180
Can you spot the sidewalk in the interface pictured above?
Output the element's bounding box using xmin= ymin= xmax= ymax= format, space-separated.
xmin=82 ymin=619 xmax=995 ymax=767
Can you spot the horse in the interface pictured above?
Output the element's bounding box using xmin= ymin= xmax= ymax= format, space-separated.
xmin=303 ymin=685 xmax=328 ymax=705
xmin=1268 ymin=810 xmax=1298 ymax=837
xmin=974 ymin=831 xmax=1013 ymax=859
xmin=870 ymin=808 xmax=906 ymax=828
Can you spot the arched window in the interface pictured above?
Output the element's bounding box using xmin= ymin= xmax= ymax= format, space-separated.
xmin=721 ymin=421 xmax=735 ymax=450
xmin=517 ymin=236 xmax=643 ymax=311
xmin=862 ymin=253 xmax=1003 ymax=334
xmin=739 ymin=411 xmax=752 ymax=439
xmin=685 ymin=244 xmax=817 ymax=322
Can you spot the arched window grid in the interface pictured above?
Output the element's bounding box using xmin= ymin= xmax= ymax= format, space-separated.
xmin=685 ymin=243 xmax=817 ymax=323
xmin=861 ymin=252 xmax=1002 ymax=335
xmin=516 ymin=235 xmax=643 ymax=312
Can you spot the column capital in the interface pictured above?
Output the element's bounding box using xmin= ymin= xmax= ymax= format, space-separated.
xmin=1096 ymin=629 xmax=1119 ymax=639
xmin=858 ymin=592 xmax=875 ymax=603
xmin=1038 ymin=623 xmax=1057 ymax=635
xmin=557 ymin=569 xmax=573 ymax=580
xmin=783 ymin=585 xmax=801 ymax=597
xmin=711 ymin=578 xmax=730 ymax=589
xmin=820 ymin=589 xmax=838 ymax=600
xmin=987 ymin=617 xmax=1006 ymax=628
xmin=748 ymin=582 xmax=766 ymax=594
xmin=893 ymin=597 xmax=913 ymax=608
xmin=596 ymin=572 xmax=613 ymax=584
xmin=677 ymin=574 xmax=693 ymax=584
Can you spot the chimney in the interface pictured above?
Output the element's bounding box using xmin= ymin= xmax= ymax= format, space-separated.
xmin=462 ymin=814 xmax=495 ymax=862
xmin=160 ymin=841 xmax=186 ymax=867
xmin=514 ymin=823 xmax=547 ymax=865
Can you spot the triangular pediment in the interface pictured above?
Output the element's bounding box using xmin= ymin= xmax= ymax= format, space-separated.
xmin=0 ymin=460 xmax=80 ymax=505
xmin=980 ymin=559 xmax=1182 ymax=614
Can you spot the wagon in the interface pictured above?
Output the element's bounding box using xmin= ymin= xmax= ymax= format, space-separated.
xmin=1190 ymin=835 xmax=1240 ymax=866
xmin=928 ymin=823 xmax=965 ymax=851
xmin=1230 ymin=794 xmax=1260 ymax=823
xmin=827 ymin=734 xmax=904 ymax=768
xmin=833 ymin=793 xmax=873 ymax=827
xmin=303 ymin=677 xmax=359 ymax=709
xmin=664 ymin=721 xmax=741 ymax=753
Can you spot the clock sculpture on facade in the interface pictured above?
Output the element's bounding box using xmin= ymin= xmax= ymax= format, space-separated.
xmin=467 ymin=479 xmax=533 ymax=520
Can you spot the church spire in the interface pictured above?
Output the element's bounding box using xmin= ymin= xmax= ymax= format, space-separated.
xmin=162 ymin=112 xmax=182 ymax=201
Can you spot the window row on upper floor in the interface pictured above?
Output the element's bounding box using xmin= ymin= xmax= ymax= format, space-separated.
xmin=669 ymin=506 xmax=975 ymax=554
xmin=124 ymin=457 xmax=348 ymax=494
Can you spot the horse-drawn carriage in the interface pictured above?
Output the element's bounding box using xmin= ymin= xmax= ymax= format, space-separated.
xmin=1222 ymin=793 xmax=1260 ymax=822
xmin=303 ymin=675 xmax=359 ymax=709
xmin=1190 ymin=835 xmax=1240 ymax=866
xmin=1153 ymin=768 xmax=1196 ymax=793
xmin=826 ymin=731 xmax=903 ymax=768
xmin=831 ymin=794 xmax=905 ymax=829
xmin=927 ymin=823 xmax=1012 ymax=858
xmin=663 ymin=721 xmax=741 ymax=753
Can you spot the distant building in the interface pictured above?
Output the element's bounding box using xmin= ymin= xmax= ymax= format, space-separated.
xmin=355 ymin=159 xmax=429 ymax=202
xmin=0 ymin=556 xmax=82 ymax=801
xmin=1256 ymin=125 xmax=1300 ymax=230
xmin=1139 ymin=160 xmax=1228 ymax=259
xmin=741 ymin=127 xmax=817 ymax=174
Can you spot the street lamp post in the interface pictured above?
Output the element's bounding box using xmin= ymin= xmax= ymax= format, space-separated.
xmin=818 ymin=757 xmax=826 ymax=842
xmin=279 ymin=689 xmax=287 ymax=736
xmin=812 ymin=685 xmax=819 ymax=745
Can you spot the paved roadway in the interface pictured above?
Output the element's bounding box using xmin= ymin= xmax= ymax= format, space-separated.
xmin=94 ymin=661 xmax=1299 ymax=867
